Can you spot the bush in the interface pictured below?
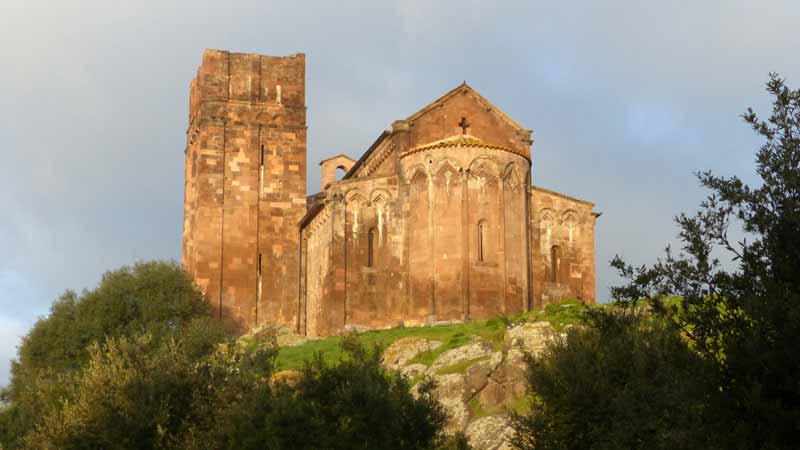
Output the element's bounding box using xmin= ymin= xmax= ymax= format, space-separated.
xmin=1 ymin=260 xmax=234 ymax=449
xmin=510 ymin=309 xmax=714 ymax=450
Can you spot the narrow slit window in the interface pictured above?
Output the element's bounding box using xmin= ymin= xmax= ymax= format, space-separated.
xmin=478 ymin=221 xmax=486 ymax=262
xmin=259 ymin=145 xmax=265 ymax=167
xmin=551 ymin=245 xmax=559 ymax=283
xmin=368 ymin=228 xmax=375 ymax=267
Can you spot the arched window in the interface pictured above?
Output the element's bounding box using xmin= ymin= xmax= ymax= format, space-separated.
xmin=367 ymin=228 xmax=375 ymax=267
xmin=550 ymin=245 xmax=559 ymax=283
xmin=478 ymin=221 xmax=487 ymax=262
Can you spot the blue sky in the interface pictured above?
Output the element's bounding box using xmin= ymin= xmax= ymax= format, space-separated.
xmin=2 ymin=0 xmax=799 ymax=386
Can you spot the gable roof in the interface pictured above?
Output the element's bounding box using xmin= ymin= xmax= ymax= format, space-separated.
xmin=340 ymin=83 xmax=529 ymax=182
xmin=405 ymin=82 xmax=528 ymax=132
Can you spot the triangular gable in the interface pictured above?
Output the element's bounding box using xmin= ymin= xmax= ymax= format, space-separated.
xmin=404 ymin=82 xmax=528 ymax=133
xmin=342 ymin=83 xmax=531 ymax=181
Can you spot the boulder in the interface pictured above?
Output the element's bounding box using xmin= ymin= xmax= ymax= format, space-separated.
xmin=400 ymin=363 xmax=428 ymax=379
xmin=478 ymin=361 xmax=528 ymax=411
xmin=464 ymin=351 xmax=503 ymax=395
xmin=428 ymin=341 xmax=495 ymax=374
xmin=429 ymin=373 xmax=470 ymax=432
xmin=382 ymin=337 xmax=443 ymax=370
xmin=505 ymin=321 xmax=559 ymax=364
xmin=465 ymin=415 xmax=514 ymax=450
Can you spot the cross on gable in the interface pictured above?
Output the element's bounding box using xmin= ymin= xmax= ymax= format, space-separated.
xmin=458 ymin=116 xmax=470 ymax=135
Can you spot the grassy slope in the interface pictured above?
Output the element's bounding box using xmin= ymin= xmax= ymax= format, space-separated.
xmin=271 ymin=300 xmax=593 ymax=371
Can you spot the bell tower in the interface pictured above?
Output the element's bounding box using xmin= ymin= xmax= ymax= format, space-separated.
xmin=182 ymin=49 xmax=307 ymax=329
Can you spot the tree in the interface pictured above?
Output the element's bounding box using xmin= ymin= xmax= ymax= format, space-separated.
xmin=610 ymin=73 xmax=800 ymax=448
xmin=183 ymin=335 xmax=460 ymax=450
xmin=22 ymin=334 xmax=464 ymax=450
xmin=509 ymin=308 xmax=714 ymax=450
xmin=510 ymin=74 xmax=800 ymax=450
xmin=1 ymin=260 xmax=234 ymax=449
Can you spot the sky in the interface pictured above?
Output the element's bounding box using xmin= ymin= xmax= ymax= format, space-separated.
xmin=1 ymin=0 xmax=799 ymax=386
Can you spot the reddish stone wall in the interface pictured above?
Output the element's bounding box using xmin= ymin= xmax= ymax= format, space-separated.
xmin=529 ymin=186 xmax=597 ymax=306
xmin=182 ymin=49 xmax=306 ymax=329
xmin=183 ymin=58 xmax=598 ymax=337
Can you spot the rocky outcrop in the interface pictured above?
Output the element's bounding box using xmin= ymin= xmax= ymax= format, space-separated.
xmin=384 ymin=322 xmax=563 ymax=449
xmin=382 ymin=337 xmax=443 ymax=370
xmin=465 ymin=416 xmax=515 ymax=450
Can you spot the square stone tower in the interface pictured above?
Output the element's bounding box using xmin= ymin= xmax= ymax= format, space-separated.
xmin=182 ymin=49 xmax=307 ymax=329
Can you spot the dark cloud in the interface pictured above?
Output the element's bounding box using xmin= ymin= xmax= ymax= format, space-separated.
xmin=2 ymin=0 xmax=799 ymax=384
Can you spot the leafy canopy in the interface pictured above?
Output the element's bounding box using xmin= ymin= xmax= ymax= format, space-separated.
xmin=610 ymin=74 xmax=800 ymax=448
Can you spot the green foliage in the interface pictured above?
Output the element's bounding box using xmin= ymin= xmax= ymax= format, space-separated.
xmin=12 ymin=260 xmax=227 ymax=380
xmin=609 ymin=74 xmax=800 ymax=449
xmin=0 ymin=260 xmax=235 ymax=450
xmin=188 ymin=335 xmax=458 ymax=450
xmin=21 ymin=333 xmax=462 ymax=450
xmin=276 ymin=300 xmax=588 ymax=372
xmin=510 ymin=308 xmax=714 ymax=450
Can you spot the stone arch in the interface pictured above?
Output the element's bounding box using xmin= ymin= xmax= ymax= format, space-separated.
xmin=539 ymin=208 xmax=556 ymax=250
xmin=539 ymin=208 xmax=556 ymax=224
xmin=561 ymin=209 xmax=579 ymax=243
xmin=369 ymin=188 xmax=392 ymax=205
xmin=405 ymin=164 xmax=427 ymax=184
xmin=345 ymin=189 xmax=366 ymax=205
xmin=561 ymin=209 xmax=578 ymax=224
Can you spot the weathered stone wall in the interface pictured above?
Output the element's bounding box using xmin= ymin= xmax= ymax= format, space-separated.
xmin=400 ymin=139 xmax=531 ymax=323
xmin=182 ymin=49 xmax=307 ymax=329
xmin=530 ymin=186 xmax=597 ymax=305
xmin=319 ymin=155 xmax=356 ymax=189
xmin=183 ymin=55 xmax=598 ymax=337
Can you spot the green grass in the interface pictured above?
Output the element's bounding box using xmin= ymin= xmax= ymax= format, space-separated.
xmin=272 ymin=300 xmax=592 ymax=371
xmin=468 ymin=393 xmax=533 ymax=419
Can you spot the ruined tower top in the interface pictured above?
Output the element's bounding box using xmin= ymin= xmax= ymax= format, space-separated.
xmin=188 ymin=49 xmax=306 ymax=125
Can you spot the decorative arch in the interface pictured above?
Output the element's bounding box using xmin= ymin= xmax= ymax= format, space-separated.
xmin=562 ymin=209 xmax=579 ymax=242
xmin=468 ymin=156 xmax=499 ymax=180
xmin=369 ymin=188 xmax=392 ymax=206
xmin=502 ymin=162 xmax=523 ymax=190
xmin=434 ymin=158 xmax=463 ymax=176
xmin=345 ymin=189 xmax=366 ymax=205
xmin=539 ymin=208 xmax=556 ymax=224
xmin=561 ymin=209 xmax=579 ymax=224
xmin=404 ymin=164 xmax=427 ymax=184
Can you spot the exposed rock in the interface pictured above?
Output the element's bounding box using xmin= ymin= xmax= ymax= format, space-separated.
xmin=464 ymin=351 xmax=503 ymax=396
xmin=428 ymin=341 xmax=495 ymax=374
xmin=505 ymin=321 xmax=560 ymax=364
xmin=465 ymin=415 xmax=514 ymax=450
xmin=401 ymin=363 xmax=429 ymax=379
xmin=382 ymin=337 xmax=442 ymax=370
xmin=429 ymin=373 xmax=470 ymax=433
xmin=478 ymin=361 xmax=528 ymax=411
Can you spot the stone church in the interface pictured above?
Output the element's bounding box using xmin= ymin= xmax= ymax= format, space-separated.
xmin=182 ymin=49 xmax=599 ymax=337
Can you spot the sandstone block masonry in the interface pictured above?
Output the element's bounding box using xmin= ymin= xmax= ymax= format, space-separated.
xmin=182 ymin=49 xmax=306 ymax=328
xmin=182 ymin=49 xmax=600 ymax=334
